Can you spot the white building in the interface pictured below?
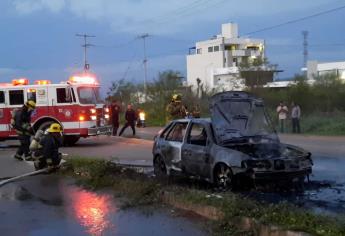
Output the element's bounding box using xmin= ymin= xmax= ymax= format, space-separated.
xmin=306 ymin=60 xmax=345 ymax=80
xmin=187 ymin=23 xmax=265 ymax=92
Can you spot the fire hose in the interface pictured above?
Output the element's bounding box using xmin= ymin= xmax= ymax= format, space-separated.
xmin=0 ymin=157 xmax=67 ymax=187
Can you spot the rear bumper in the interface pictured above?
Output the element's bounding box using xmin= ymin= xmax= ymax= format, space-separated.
xmin=88 ymin=125 xmax=112 ymax=136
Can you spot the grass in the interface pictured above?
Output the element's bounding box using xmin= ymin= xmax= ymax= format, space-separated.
xmin=61 ymin=157 xmax=345 ymax=236
xmin=142 ymin=109 xmax=345 ymax=136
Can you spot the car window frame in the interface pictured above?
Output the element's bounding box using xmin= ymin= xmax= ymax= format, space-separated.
xmin=165 ymin=121 xmax=188 ymax=143
xmin=186 ymin=121 xmax=208 ymax=147
xmin=160 ymin=122 xmax=174 ymax=139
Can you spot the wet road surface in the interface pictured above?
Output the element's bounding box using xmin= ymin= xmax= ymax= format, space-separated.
xmin=242 ymin=154 xmax=345 ymax=216
xmin=1 ymin=131 xmax=345 ymax=216
xmin=0 ymin=175 xmax=208 ymax=236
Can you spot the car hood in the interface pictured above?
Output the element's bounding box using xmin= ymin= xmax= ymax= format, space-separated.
xmin=209 ymin=91 xmax=278 ymax=144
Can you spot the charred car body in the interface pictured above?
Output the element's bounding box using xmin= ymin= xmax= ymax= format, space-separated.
xmin=153 ymin=91 xmax=313 ymax=188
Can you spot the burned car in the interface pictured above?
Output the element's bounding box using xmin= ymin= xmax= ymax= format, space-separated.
xmin=153 ymin=91 xmax=313 ymax=189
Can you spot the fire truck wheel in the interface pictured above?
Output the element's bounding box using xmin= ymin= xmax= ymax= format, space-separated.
xmin=63 ymin=135 xmax=80 ymax=146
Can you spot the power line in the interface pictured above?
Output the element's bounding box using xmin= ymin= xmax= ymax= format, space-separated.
xmin=151 ymin=0 xmax=227 ymax=25
xmin=243 ymin=4 xmax=345 ymax=36
xmin=93 ymin=39 xmax=137 ymax=49
xmin=137 ymin=0 xmax=210 ymax=25
xmin=126 ymin=0 xmax=227 ymax=32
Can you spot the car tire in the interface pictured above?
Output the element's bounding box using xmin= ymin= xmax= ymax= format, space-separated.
xmin=214 ymin=163 xmax=233 ymax=190
xmin=154 ymin=155 xmax=167 ymax=178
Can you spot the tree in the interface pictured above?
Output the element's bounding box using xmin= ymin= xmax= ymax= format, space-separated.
xmin=107 ymin=79 xmax=137 ymax=104
xmin=239 ymin=57 xmax=278 ymax=88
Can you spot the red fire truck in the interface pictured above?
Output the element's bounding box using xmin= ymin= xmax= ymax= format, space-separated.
xmin=0 ymin=73 xmax=112 ymax=145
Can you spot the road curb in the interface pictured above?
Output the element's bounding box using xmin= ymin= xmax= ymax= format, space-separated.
xmin=161 ymin=191 xmax=311 ymax=236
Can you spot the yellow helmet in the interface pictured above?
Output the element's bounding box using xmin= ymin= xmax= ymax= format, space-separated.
xmin=172 ymin=94 xmax=182 ymax=102
xmin=25 ymin=100 xmax=36 ymax=109
xmin=48 ymin=123 xmax=63 ymax=133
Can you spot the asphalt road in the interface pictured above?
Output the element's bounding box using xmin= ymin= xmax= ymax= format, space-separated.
xmin=1 ymin=127 xmax=345 ymax=215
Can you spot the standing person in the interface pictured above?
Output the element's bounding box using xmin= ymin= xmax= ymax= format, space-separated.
xmin=276 ymin=101 xmax=288 ymax=133
xmin=166 ymin=94 xmax=187 ymax=122
xmin=12 ymin=100 xmax=36 ymax=161
xmin=291 ymin=102 xmax=301 ymax=133
xmin=110 ymin=100 xmax=121 ymax=136
xmin=119 ymin=104 xmax=137 ymax=136
xmin=192 ymin=104 xmax=201 ymax=118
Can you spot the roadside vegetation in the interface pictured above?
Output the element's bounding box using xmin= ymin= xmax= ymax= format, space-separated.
xmin=107 ymin=71 xmax=345 ymax=136
xmin=61 ymin=157 xmax=345 ymax=236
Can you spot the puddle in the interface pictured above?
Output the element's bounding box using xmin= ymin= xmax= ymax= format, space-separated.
xmin=0 ymin=175 xmax=208 ymax=236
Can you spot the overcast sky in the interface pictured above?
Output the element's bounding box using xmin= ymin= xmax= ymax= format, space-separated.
xmin=0 ymin=0 xmax=345 ymax=94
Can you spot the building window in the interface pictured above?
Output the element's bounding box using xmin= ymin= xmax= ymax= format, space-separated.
xmin=208 ymin=47 xmax=213 ymax=53
xmin=9 ymin=90 xmax=24 ymax=105
xmin=0 ymin=91 xmax=4 ymax=104
xmin=214 ymin=46 xmax=219 ymax=52
xmin=233 ymin=58 xmax=238 ymax=66
xmin=197 ymin=48 xmax=202 ymax=54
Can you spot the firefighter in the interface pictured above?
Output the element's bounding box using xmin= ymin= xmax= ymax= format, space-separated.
xmin=34 ymin=123 xmax=63 ymax=170
xmin=12 ymin=100 xmax=36 ymax=161
xmin=166 ymin=94 xmax=187 ymax=121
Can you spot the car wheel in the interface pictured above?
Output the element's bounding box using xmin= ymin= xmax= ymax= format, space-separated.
xmin=214 ymin=164 xmax=233 ymax=190
xmin=154 ymin=155 xmax=167 ymax=177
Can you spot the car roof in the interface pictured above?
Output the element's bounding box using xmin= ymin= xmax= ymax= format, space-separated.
xmin=173 ymin=118 xmax=211 ymax=123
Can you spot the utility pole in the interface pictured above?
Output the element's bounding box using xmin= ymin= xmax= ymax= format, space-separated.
xmin=302 ymin=30 xmax=308 ymax=69
xmin=76 ymin=34 xmax=95 ymax=71
xmin=137 ymin=33 xmax=150 ymax=93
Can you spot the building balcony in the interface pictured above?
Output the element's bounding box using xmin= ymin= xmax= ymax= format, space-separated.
xmin=213 ymin=67 xmax=239 ymax=76
xmin=226 ymin=49 xmax=262 ymax=58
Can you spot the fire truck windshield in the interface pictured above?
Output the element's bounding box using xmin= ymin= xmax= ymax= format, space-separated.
xmin=77 ymin=87 xmax=102 ymax=104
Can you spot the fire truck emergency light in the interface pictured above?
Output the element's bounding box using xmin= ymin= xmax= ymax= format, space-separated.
xmin=12 ymin=78 xmax=29 ymax=86
xmin=35 ymin=80 xmax=51 ymax=85
xmin=69 ymin=74 xmax=98 ymax=85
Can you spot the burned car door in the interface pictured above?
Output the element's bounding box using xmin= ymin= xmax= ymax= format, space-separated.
xmin=182 ymin=122 xmax=211 ymax=177
xmin=162 ymin=122 xmax=188 ymax=172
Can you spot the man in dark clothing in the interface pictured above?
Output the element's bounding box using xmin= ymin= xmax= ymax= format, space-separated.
xmin=35 ymin=123 xmax=63 ymax=170
xmin=110 ymin=100 xmax=121 ymax=136
xmin=12 ymin=100 xmax=36 ymax=161
xmin=119 ymin=104 xmax=137 ymax=136
xmin=291 ymin=102 xmax=301 ymax=133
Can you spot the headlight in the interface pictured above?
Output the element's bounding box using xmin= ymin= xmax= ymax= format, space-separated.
xmin=139 ymin=112 xmax=145 ymax=120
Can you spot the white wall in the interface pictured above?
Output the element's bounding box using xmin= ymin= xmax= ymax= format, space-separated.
xmin=187 ymin=51 xmax=224 ymax=90
xmin=307 ymin=60 xmax=345 ymax=80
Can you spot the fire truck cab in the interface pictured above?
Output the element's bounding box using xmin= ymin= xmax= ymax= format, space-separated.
xmin=0 ymin=75 xmax=112 ymax=145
